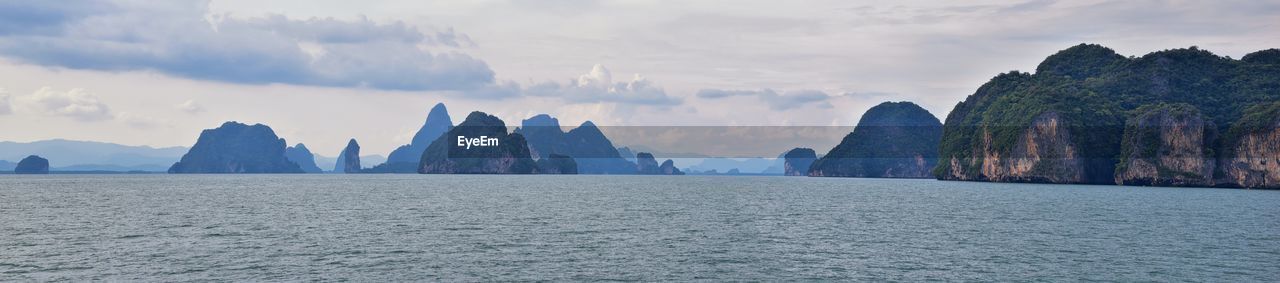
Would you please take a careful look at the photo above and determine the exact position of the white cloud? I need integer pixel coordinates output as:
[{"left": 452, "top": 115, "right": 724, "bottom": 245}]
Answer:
[
  {"left": 526, "top": 64, "right": 682, "bottom": 106},
  {"left": 17, "top": 87, "right": 112, "bottom": 121},
  {"left": 176, "top": 99, "right": 204, "bottom": 114}
]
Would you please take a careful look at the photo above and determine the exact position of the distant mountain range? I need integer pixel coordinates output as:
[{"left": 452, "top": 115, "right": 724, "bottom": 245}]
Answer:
[{"left": 0, "top": 139, "right": 188, "bottom": 172}]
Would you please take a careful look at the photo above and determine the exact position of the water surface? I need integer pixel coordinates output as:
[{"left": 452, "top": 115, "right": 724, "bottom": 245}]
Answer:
[{"left": 1, "top": 175, "right": 1277, "bottom": 281}]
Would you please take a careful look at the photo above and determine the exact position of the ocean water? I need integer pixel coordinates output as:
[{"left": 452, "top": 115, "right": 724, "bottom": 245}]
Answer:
[{"left": 1, "top": 175, "right": 1277, "bottom": 281}]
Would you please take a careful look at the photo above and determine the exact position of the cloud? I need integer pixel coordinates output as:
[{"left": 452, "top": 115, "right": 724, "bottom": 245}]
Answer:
[
  {"left": 17, "top": 87, "right": 112, "bottom": 121},
  {"left": 525, "top": 64, "right": 682, "bottom": 106},
  {"left": 0, "top": 88, "right": 12, "bottom": 115},
  {"left": 176, "top": 99, "right": 204, "bottom": 114},
  {"left": 697, "top": 88, "right": 832, "bottom": 110},
  {"left": 0, "top": 0, "right": 495, "bottom": 91}
]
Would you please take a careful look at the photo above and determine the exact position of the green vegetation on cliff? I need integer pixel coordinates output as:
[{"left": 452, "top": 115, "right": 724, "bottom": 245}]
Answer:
[{"left": 936, "top": 43, "right": 1280, "bottom": 184}]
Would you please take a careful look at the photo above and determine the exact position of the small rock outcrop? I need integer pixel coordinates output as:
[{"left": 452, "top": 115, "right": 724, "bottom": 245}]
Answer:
[
  {"left": 536, "top": 154, "right": 578, "bottom": 174},
  {"left": 636, "top": 152, "right": 661, "bottom": 174},
  {"left": 383, "top": 103, "right": 453, "bottom": 172},
  {"left": 635, "top": 152, "right": 682, "bottom": 175},
  {"left": 783, "top": 148, "right": 816, "bottom": 176},
  {"left": 284, "top": 143, "right": 323, "bottom": 173},
  {"left": 419, "top": 111, "right": 539, "bottom": 174},
  {"left": 14, "top": 155, "right": 49, "bottom": 174},
  {"left": 334, "top": 139, "right": 361, "bottom": 173},
  {"left": 659, "top": 159, "right": 684, "bottom": 175},
  {"left": 1116, "top": 104, "right": 1215, "bottom": 186},
  {"left": 809, "top": 101, "right": 941, "bottom": 178},
  {"left": 168, "top": 122, "right": 304, "bottom": 173}
]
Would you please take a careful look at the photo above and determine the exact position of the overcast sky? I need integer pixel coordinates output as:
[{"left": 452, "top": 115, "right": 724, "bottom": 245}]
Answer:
[{"left": 0, "top": 0, "right": 1277, "bottom": 156}]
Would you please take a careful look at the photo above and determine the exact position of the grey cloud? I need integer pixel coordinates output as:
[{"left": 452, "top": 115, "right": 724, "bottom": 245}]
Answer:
[
  {"left": 231, "top": 14, "right": 427, "bottom": 44},
  {"left": 0, "top": 0, "right": 117, "bottom": 36},
  {"left": 0, "top": 0, "right": 495, "bottom": 91}
]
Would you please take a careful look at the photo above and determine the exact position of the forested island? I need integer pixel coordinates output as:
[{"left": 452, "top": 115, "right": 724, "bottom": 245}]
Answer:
[{"left": 935, "top": 44, "right": 1280, "bottom": 188}]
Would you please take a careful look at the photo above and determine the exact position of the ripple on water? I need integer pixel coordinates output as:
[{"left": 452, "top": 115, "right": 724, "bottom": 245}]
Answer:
[{"left": 0, "top": 175, "right": 1277, "bottom": 281}]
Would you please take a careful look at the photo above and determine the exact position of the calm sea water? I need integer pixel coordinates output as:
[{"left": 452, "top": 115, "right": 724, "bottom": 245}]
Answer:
[{"left": 1, "top": 175, "right": 1277, "bottom": 281}]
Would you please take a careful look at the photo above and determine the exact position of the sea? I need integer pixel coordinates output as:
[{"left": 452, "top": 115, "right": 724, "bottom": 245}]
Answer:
[{"left": 1, "top": 175, "right": 1277, "bottom": 281}]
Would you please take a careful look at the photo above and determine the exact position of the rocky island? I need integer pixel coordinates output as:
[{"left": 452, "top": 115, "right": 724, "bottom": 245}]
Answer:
[
  {"left": 783, "top": 148, "right": 816, "bottom": 176},
  {"left": 168, "top": 122, "right": 304, "bottom": 173},
  {"left": 285, "top": 143, "right": 324, "bottom": 173},
  {"left": 378, "top": 103, "right": 453, "bottom": 173},
  {"left": 14, "top": 155, "right": 49, "bottom": 174},
  {"left": 515, "top": 114, "right": 636, "bottom": 174},
  {"left": 418, "top": 111, "right": 540, "bottom": 174},
  {"left": 334, "top": 139, "right": 361, "bottom": 173},
  {"left": 809, "top": 101, "right": 942, "bottom": 178}
]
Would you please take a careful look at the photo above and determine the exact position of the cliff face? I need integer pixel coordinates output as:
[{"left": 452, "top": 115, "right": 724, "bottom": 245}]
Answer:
[
  {"left": 168, "top": 122, "right": 304, "bottom": 173},
  {"left": 1218, "top": 127, "right": 1280, "bottom": 188},
  {"left": 336, "top": 139, "right": 361, "bottom": 173},
  {"left": 284, "top": 143, "right": 323, "bottom": 173},
  {"left": 1217, "top": 102, "right": 1280, "bottom": 189},
  {"left": 783, "top": 148, "right": 816, "bottom": 176},
  {"left": 808, "top": 101, "right": 941, "bottom": 178},
  {"left": 419, "top": 111, "right": 538, "bottom": 174},
  {"left": 384, "top": 103, "right": 453, "bottom": 172},
  {"left": 974, "top": 112, "right": 1088, "bottom": 183},
  {"left": 1115, "top": 105, "right": 1215, "bottom": 186},
  {"left": 14, "top": 155, "right": 49, "bottom": 174}
]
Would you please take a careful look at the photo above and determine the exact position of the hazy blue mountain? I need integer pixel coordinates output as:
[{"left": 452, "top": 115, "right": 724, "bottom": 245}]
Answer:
[
  {"left": 0, "top": 139, "right": 186, "bottom": 169},
  {"left": 514, "top": 115, "right": 636, "bottom": 174},
  {"left": 687, "top": 157, "right": 777, "bottom": 174},
  {"left": 15, "top": 155, "right": 49, "bottom": 174},
  {"left": 0, "top": 160, "right": 14, "bottom": 171},
  {"left": 616, "top": 147, "right": 636, "bottom": 162},
  {"left": 285, "top": 143, "right": 324, "bottom": 173},
  {"left": 761, "top": 152, "right": 788, "bottom": 175},
  {"left": 52, "top": 164, "right": 171, "bottom": 172},
  {"left": 168, "top": 122, "right": 304, "bottom": 173},
  {"left": 383, "top": 103, "right": 453, "bottom": 172}
]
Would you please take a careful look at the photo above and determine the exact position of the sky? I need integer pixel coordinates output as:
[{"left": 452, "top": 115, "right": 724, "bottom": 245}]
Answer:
[{"left": 0, "top": 0, "right": 1277, "bottom": 157}]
